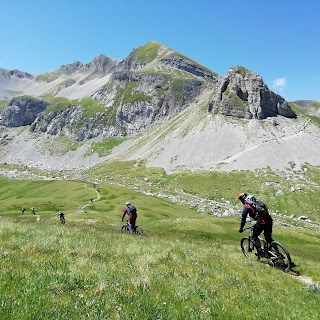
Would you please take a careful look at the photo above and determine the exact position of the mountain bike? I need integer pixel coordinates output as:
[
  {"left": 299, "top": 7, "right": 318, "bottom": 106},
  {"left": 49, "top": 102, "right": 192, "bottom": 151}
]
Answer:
[
  {"left": 121, "top": 220, "right": 143, "bottom": 235},
  {"left": 240, "top": 225, "right": 292, "bottom": 272}
]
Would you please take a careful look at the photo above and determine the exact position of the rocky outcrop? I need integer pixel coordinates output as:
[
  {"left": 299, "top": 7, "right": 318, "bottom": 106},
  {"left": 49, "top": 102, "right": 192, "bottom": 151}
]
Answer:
[
  {"left": 0, "top": 68, "right": 33, "bottom": 80},
  {"left": 0, "top": 96, "right": 48, "bottom": 127},
  {"left": 9, "top": 69, "right": 33, "bottom": 79},
  {"left": 86, "top": 54, "right": 120, "bottom": 73},
  {"left": 160, "top": 52, "right": 217, "bottom": 81},
  {"left": 208, "top": 66, "right": 296, "bottom": 119},
  {"left": 29, "top": 104, "right": 122, "bottom": 141},
  {"left": 79, "top": 55, "right": 120, "bottom": 83},
  {"left": 59, "top": 61, "right": 84, "bottom": 75}
]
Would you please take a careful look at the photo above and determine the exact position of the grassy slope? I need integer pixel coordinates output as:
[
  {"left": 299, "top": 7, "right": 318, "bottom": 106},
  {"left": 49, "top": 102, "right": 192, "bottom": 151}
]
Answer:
[
  {"left": 88, "top": 160, "right": 320, "bottom": 221},
  {"left": 0, "top": 178, "right": 319, "bottom": 320}
]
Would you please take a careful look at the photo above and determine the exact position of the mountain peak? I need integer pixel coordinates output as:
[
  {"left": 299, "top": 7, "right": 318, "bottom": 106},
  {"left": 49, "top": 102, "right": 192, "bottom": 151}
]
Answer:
[{"left": 86, "top": 54, "right": 120, "bottom": 73}]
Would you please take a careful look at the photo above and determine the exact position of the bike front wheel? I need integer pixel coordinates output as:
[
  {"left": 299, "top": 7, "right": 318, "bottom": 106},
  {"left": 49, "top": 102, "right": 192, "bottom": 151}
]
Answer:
[
  {"left": 121, "top": 225, "right": 130, "bottom": 233},
  {"left": 240, "top": 237, "right": 256, "bottom": 259},
  {"left": 134, "top": 226, "right": 143, "bottom": 236},
  {"left": 269, "top": 241, "right": 292, "bottom": 272}
]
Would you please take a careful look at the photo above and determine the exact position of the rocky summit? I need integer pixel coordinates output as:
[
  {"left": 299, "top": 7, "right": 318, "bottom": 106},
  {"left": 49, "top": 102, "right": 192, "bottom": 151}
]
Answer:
[
  {"left": 0, "top": 41, "right": 319, "bottom": 174},
  {"left": 208, "top": 66, "right": 296, "bottom": 119}
]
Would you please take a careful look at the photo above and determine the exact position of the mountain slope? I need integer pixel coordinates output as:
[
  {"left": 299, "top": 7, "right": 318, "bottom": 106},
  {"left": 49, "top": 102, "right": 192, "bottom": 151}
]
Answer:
[
  {"left": 1, "top": 90, "right": 320, "bottom": 175},
  {"left": 104, "top": 92, "right": 320, "bottom": 173},
  {"left": 0, "top": 55, "right": 120, "bottom": 100},
  {"left": 293, "top": 100, "right": 320, "bottom": 117}
]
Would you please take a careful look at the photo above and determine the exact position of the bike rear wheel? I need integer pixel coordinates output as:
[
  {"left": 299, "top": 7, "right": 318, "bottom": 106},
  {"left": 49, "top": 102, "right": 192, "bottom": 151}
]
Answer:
[
  {"left": 269, "top": 241, "right": 292, "bottom": 272},
  {"left": 134, "top": 226, "right": 143, "bottom": 236},
  {"left": 240, "top": 237, "right": 257, "bottom": 259}
]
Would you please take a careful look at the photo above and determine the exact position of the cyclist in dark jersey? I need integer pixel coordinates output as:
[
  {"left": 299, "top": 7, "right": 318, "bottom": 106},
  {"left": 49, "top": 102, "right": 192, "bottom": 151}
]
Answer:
[
  {"left": 237, "top": 193, "right": 273, "bottom": 257},
  {"left": 58, "top": 211, "right": 65, "bottom": 224}
]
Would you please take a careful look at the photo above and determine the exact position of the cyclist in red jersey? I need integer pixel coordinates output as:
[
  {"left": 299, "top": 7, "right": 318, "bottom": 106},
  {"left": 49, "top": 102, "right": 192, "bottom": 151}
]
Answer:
[{"left": 121, "top": 201, "right": 137, "bottom": 230}]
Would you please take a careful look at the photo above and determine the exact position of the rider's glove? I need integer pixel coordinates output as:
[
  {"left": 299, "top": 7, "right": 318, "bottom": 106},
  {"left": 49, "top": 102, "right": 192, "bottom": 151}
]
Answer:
[{"left": 239, "top": 229, "right": 243, "bottom": 233}]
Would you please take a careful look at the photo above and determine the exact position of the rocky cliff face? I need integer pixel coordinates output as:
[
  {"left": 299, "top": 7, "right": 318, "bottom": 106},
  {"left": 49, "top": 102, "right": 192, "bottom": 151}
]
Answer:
[
  {"left": 0, "top": 96, "right": 49, "bottom": 127},
  {"left": 92, "top": 70, "right": 207, "bottom": 136},
  {"left": 208, "top": 66, "right": 296, "bottom": 119},
  {"left": 29, "top": 105, "right": 120, "bottom": 141},
  {"left": 89, "top": 42, "right": 218, "bottom": 136},
  {"left": 0, "top": 42, "right": 297, "bottom": 141}
]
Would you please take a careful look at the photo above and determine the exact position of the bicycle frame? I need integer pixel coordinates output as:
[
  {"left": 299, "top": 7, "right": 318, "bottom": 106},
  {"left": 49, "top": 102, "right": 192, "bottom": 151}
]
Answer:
[
  {"left": 240, "top": 225, "right": 292, "bottom": 272},
  {"left": 126, "top": 220, "right": 133, "bottom": 232},
  {"left": 121, "top": 220, "right": 143, "bottom": 235}
]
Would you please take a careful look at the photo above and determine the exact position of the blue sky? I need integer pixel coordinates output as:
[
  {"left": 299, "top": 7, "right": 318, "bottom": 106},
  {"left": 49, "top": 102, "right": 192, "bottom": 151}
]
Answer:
[{"left": 1, "top": 0, "right": 319, "bottom": 101}]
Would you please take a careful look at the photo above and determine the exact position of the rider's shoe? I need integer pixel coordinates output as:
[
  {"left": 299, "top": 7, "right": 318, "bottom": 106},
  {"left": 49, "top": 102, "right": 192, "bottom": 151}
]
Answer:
[{"left": 255, "top": 250, "right": 265, "bottom": 258}]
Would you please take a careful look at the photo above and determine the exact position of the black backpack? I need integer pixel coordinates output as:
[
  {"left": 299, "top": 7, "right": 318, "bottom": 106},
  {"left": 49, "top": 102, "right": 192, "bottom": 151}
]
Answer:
[
  {"left": 128, "top": 205, "right": 137, "bottom": 215},
  {"left": 251, "top": 199, "right": 268, "bottom": 218}
]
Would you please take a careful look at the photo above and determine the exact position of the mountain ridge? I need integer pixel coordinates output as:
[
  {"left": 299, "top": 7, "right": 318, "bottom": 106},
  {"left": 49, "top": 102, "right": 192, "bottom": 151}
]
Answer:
[
  {"left": 0, "top": 41, "right": 320, "bottom": 174},
  {"left": 0, "top": 42, "right": 297, "bottom": 138}
]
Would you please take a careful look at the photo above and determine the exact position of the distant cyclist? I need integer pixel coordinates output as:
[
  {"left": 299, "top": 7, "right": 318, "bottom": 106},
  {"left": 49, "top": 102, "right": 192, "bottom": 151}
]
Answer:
[
  {"left": 237, "top": 193, "right": 273, "bottom": 257},
  {"left": 121, "top": 202, "right": 137, "bottom": 231},
  {"left": 58, "top": 211, "right": 65, "bottom": 224}
]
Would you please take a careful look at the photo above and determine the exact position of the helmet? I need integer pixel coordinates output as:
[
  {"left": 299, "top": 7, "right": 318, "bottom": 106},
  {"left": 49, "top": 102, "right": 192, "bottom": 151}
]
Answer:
[
  {"left": 245, "top": 195, "right": 256, "bottom": 205},
  {"left": 236, "top": 193, "right": 247, "bottom": 201},
  {"left": 125, "top": 201, "right": 131, "bottom": 206}
]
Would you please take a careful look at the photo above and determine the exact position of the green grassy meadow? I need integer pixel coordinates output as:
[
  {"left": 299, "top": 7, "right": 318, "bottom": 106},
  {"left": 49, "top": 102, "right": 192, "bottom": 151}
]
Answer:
[
  {"left": 89, "top": 160, "right": 320, "bottom": 221},
  {"left": 0, "top": 176, "right": 319, "bottom": 319}
]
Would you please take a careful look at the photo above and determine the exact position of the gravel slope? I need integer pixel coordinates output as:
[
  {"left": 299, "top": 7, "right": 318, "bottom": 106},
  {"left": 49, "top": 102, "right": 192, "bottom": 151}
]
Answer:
[
  {"left": 1, "top": 104, "right": 320, "bottom": 174},
  {"left": 114, "top": 106, "right": 320, "bottom": 174},
  {"left": 0, "top": 128, "right": 110, "bottom": 171}
]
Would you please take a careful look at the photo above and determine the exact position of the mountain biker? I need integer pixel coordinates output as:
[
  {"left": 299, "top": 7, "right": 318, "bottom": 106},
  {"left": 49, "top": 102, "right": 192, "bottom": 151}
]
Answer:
[
  {"left": 121, "top": 202, "right": 137, "bottom": 230},
  {"left": 58, "top": 211, "right": 65, "bottom": 224},
  {"left": 237, "top": 193, "right": 274, "bottom": 257}
]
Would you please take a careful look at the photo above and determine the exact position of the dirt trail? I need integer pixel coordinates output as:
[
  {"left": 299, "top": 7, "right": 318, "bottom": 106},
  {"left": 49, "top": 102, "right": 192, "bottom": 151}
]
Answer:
[{"left": 78, "top": 184, "right": 101, "bottom": 210}]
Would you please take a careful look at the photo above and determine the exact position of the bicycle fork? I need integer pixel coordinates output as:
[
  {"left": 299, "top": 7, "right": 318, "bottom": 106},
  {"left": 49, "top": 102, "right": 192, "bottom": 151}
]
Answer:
[{"left": 248, "top": 237, "right": 255, "bottom": 252}]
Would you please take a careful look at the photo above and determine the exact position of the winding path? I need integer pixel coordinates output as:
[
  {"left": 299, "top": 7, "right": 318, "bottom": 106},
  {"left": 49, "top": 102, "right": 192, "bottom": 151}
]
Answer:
[{"left": 78, "top": 184, "right": 101, "bottom": 210}]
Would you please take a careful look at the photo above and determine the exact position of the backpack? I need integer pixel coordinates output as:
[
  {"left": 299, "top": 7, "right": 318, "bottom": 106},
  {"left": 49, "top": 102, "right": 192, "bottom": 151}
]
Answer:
[
  {"left": 245, "top": 195, "right": 268, "bottom": 219},
  {"left": 128, "top": 205, "right": 137, "bottom": 216},
  {"left": 252, "top": 199, "right": 268, "bottom": 218}
]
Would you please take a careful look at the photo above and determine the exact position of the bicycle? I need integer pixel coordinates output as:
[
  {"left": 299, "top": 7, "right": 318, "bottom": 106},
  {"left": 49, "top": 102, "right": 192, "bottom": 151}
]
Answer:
[
  {"left": 121, "top": 220, "right": 143, "bottom": 235},
  {"left": 240, "top": 225, "right": 292, "bottom": 272}
]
